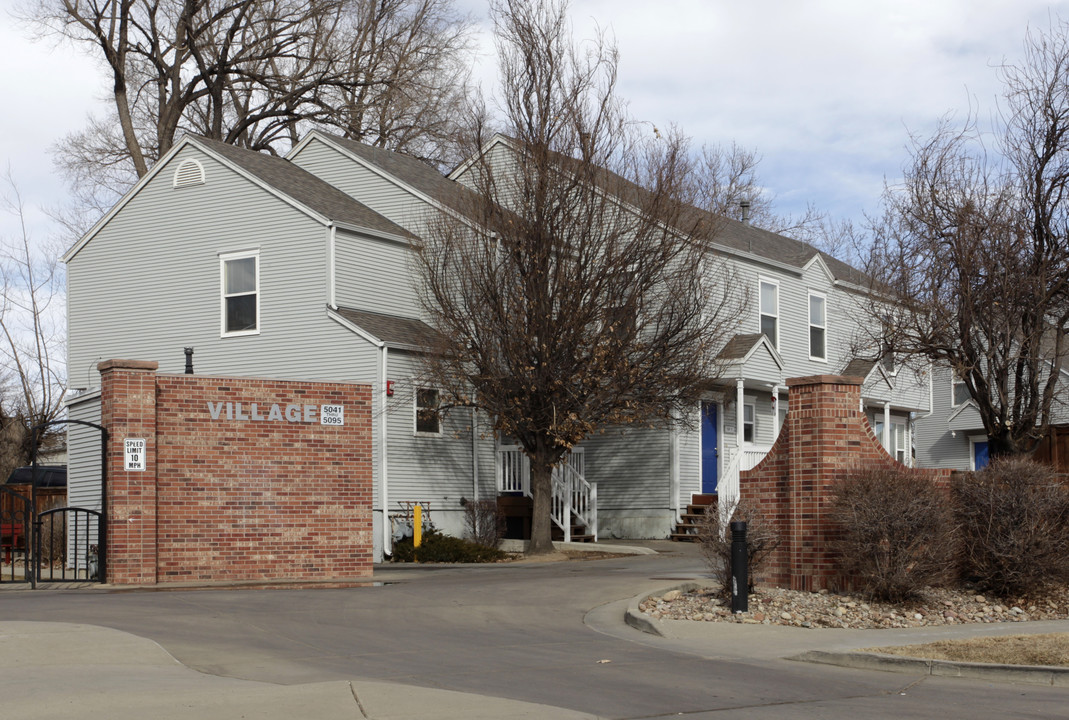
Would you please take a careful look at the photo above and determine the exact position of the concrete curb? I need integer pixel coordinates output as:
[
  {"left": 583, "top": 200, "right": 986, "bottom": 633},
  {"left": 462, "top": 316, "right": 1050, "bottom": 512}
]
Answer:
[
  {"left": 498, "top": 539, "right": 658, "bottom": 555},
  {"left": 624, "top": 583, "right": 705, "bottom": 637},
  {"left": 790, "top": 650, "right": 1069, "bottom": 687}
]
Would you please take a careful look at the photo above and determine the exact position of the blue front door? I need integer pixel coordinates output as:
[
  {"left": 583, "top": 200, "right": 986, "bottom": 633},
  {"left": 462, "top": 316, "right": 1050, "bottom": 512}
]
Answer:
[
  {"left": 701, "top": 402, "right": 718, "bottom": 493},
  {"left": 973, "top": 440, "right": 990, "bottom": 470}
]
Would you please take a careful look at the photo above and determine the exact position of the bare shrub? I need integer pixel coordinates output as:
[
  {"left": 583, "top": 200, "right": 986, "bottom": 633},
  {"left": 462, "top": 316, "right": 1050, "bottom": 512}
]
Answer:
[
  {"left": 831, "top": 466, "right": 957, "bottom": 603},
  {"left": 698, "top": 499, "right": 782, "bottom": 600},
  {"left": 954, "top": 458, "right": 1069, "bottom": 597},
  {"left": 462, "top": 498, "right": 504, "bottom": 549}
]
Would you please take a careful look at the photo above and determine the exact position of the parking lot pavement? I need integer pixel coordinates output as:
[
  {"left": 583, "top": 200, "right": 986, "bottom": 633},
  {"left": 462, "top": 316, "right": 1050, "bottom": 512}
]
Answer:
[{"left": 0, "top": 621, "right": 600, "bottom": 720}]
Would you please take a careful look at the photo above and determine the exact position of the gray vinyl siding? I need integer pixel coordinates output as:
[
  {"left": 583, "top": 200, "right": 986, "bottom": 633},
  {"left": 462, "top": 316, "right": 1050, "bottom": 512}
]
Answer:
[
  {"left": 382, "top": 351, "right": 488, "bottom": 536},
  {"left": 67, "top": 144, "right": 374, "bottom": 388},
  {"left": 289, "top": 138, "right": 439, "bottom": 238},
  {"left": 678, "top": 406, "right": 702, "bottom": 499},
  {"left": 583, "top": 427, "right": 670, "bottom": 510},
  {"left": 915, "top": 365, "right": 977, "bottom": 470},
  {"left": 66, "top": 392, "right": 102, "bottom": 526},
  {"left": 334, "top": 229, "right": 419, "bottom": 317}
]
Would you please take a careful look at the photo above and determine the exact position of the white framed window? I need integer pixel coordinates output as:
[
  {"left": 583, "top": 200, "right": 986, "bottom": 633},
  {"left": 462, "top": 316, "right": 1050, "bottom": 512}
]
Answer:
[
  {"left": 951, "top": 372, "right": 971, "bottom": 406},
  {"left": 759, "top": 278, "right": 779, "bottom": 348},
  {"left": 220, "top": 250, "right": 259, "bottom": 336},
  {"left": 874, "top": 418, "right": 910, "bottom": 465},
  {"left": 415, "top": 388, "right": 441, "bottom": 435},
  {"left": 743, "top": 403, "right": 755, "bottom": 443},
  {"left": 808, "top": 291, "right": 827, "bottom": 361}
]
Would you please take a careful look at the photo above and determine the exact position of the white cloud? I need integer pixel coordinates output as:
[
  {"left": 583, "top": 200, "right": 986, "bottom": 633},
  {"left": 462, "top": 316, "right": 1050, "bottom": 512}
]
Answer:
[{"left": 5, "top": 0, "right": 1069, "bottom": 243}]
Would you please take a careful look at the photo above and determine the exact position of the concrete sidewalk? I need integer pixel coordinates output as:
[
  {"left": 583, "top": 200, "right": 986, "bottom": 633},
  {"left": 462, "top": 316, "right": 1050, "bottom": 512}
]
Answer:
[
  {"left": 0, "top": 622, "right": 599, "bottom": 720},
  {"left": 614, "top": 583, "right": 1069, "bottom": 687}
]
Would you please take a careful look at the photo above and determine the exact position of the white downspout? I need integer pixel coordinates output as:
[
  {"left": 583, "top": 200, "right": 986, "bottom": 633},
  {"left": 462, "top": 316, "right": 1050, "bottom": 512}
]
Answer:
[
  {"left": 669, "top": 410, "right": 680, "bottom": 522},
  {"left": 380, "top": 345, "right": 390, "bottom": 556},
  {"left": 882, "top": 402, "right": 891, "bottom": 451},
  {"left": 327, "top": 224, "right": 337, "bottom": 309}
]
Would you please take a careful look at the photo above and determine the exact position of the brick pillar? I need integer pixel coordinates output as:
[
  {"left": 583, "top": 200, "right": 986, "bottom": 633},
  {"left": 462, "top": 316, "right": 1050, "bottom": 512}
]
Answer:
[
  {"left": 785, "top": 374, "right": 864, "bottom": 592},
  {"left": 98, "top": 359, "right": 159, "bottom": 585}
]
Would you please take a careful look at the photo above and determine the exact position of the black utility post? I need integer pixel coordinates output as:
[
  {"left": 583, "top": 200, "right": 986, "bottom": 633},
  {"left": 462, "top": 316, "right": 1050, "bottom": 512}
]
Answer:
[{"left": 730, "top": 520, "right": 748, "bottom": 613}]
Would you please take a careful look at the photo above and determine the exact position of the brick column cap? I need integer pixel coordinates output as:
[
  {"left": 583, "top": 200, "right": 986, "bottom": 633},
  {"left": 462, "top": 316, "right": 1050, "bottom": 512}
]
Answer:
[
  {"left": 786, "top": 374, "right": 864, "bottom": 388},
  {"left": 98, "top": 359, "right": 159, "bottom": 373}
]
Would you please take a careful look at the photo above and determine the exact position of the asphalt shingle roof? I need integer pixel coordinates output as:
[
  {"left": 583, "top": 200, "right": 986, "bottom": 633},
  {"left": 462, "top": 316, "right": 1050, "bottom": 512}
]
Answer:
[
  {"left": 194, "top": 137, "right": 414, "bottom": 239},
  {"left": 313, "top": 133, "right": 483, "bottom": 219},
  {"left": 334, "top": 306, "right": 438, "bottom": 350}
]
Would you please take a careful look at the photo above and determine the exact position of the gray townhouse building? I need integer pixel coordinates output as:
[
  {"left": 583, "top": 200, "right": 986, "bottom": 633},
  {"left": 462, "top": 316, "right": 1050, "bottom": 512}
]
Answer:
[{"left": 63, "top": 131, "right": 931, "bottom": 561}]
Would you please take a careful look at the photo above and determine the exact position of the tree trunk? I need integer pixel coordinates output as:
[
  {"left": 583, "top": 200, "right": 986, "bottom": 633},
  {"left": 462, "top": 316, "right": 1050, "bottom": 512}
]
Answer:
[{"left": 528, "top": 454, "right": 555, "bottom": 555}]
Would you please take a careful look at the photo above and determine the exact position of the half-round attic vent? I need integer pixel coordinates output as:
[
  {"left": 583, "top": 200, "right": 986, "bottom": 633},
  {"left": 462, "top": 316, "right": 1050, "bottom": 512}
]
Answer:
[{"left": 173, "top": 158, "right": 205, "bottom": 188}]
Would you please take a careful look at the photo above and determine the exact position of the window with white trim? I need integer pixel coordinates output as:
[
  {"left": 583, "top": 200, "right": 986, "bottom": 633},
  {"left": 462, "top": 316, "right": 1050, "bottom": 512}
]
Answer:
[
  {"left": 415, "top": 388, "right": 441, "bottom": 434},
  {"left": 220, "top": 251, "right": 259, "bottom": 336},
  {"left": 809, "top": 291, "right": 826, "bottom": 360},
  {"left": 759, "top": 278, "right": 778, "bottom": 348},
  {"left": 952, "top": 372, "right": 971, "bottom": 406},
  {"left": 743, "top": 403, "right": 755, "bottom": 443}
]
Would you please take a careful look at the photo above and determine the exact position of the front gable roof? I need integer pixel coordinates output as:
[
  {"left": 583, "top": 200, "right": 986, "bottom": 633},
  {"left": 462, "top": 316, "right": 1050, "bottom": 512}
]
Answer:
[
  {"left": 718, "top": 333, "right": 785, "bottom": 386},
  {"left": 290, "top": 131, "right": 484, "bottom": 222},
  {"left": 63, "top": 135, "right": 413, "bottom": 263}
]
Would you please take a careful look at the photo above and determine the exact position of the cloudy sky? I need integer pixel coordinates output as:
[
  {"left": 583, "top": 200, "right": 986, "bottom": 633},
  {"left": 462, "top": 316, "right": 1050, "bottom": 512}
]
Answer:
[{"left": 2, "top": 0, "right": 1068, "bottom": 251}]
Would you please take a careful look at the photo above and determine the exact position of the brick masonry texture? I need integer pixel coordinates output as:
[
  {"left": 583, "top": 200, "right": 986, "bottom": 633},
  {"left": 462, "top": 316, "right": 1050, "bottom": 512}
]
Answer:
[
  {"left": 99, "top": 361, "right": 373, "bottom": 585},
  {"left": 739, "top": 375, "right": 952, "bottom": 592}
]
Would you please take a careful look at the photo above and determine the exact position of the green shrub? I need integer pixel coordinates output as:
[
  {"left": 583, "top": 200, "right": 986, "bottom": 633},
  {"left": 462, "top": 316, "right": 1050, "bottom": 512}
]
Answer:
[
  {"left": 831, "top": 466, "right": 957, "bottom": 602},
  {"left": 954, "top": 457, "right": 1069, "bottom": 597},
  {"left": 391, "top": 529, "right": 509, "bottom": 563}
]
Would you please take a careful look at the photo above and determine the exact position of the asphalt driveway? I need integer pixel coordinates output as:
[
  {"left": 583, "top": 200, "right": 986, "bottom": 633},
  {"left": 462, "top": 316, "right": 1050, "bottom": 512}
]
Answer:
[{"left": 2, "top": 544, "right": 1067, "bottom": 719}]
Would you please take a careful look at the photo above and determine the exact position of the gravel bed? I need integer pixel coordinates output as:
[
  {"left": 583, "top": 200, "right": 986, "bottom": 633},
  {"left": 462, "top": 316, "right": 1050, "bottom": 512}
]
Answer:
[{"left": 640, "top": 585, "right": 1069, "bottom": 629}]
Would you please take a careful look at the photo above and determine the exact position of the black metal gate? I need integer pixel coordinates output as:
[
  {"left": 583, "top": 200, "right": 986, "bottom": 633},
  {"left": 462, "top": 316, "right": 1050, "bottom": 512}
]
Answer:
[
  {"left": 0, "top": 484, "right": 31, "bottom": 583},
  {"left": 0, "top": 419, "right": 108, "bottom": 587},
  {"left": 35, "top": 507, "right": 104, "bottom": 582}
]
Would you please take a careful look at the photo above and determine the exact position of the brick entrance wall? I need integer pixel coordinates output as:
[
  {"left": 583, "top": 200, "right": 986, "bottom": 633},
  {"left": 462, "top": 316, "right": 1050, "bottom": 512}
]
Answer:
[
  {"left": 739, "top": 374, "right": 951, "bottom": 592},
  {"left": 99, "top": 360, "right": 373, "bottom": 585}
]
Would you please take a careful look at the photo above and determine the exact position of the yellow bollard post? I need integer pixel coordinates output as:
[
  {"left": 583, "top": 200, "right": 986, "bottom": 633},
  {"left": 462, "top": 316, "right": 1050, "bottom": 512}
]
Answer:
[{"left": 413, "top": 504, "right": 422, "bottom": 557}]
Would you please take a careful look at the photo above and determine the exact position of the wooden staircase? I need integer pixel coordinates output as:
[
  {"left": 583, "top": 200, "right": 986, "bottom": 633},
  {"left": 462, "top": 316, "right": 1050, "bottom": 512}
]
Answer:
[
  {"left": 670, "top": 494, "right": 717, "bottom": 542},
  {"left": 498, "top": 495, "right": 595, "bottom": 543},
  {"left": 552, "top": 522, "right": 595, "bottom": 543}
]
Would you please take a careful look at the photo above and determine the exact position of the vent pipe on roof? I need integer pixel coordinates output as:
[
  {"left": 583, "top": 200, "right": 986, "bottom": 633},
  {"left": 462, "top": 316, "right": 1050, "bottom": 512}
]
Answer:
[
  {"left": 184, "top": 347, "right": 194, "bottom": 374},
  {"left": 740, "top": 200, "right": 751, "bottom": 225}
]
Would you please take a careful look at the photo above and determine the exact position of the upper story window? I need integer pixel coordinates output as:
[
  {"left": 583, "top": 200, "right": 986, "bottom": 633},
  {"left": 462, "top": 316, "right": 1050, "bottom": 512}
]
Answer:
[
  {"left": 809, "top": 291, "right": 826, "bottom": 361},
  {"left": 221, "top": 251, "right": 259, "bottom": 336},
  {"left": 952, "top": 372, "right": 971, "bottom": 406},
  {"left": 415, "top": 388, "right": 442, "bottom": 435},
  {"left": 759, "top": 278, "right": 778, "bottom": 348}
]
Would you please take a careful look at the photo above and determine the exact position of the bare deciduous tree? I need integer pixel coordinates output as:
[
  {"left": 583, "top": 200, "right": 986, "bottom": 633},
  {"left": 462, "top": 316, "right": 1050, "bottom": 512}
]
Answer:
[
  {"left": 867, "top": 20, "right": 1069, "bottom": 458},
  {"left": 414, "top": 0, "right": 742, "bottom": 555},
  {"left": 27, "top": 0, "right": 473, "bottom": 219},
  {"left": 0, "top": 174, "right": 67, "bottom": 475}
]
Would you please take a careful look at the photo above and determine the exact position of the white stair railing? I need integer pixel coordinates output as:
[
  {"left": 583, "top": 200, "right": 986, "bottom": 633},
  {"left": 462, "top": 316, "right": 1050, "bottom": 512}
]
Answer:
[
  {"left": 498, "top": 446, "right": 596, "bottom": 542},
  {"left": 716, "top": 444, "right": 772, "bottom": 531},
  {"left": 551, "top": 462, "right": 598, "bottom": 542}
]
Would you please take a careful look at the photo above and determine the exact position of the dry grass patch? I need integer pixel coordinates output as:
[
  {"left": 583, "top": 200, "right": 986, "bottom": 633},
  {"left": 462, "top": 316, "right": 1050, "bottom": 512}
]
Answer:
[{"left": 864, "top": 633, "right": 1069, "bottom": 667}]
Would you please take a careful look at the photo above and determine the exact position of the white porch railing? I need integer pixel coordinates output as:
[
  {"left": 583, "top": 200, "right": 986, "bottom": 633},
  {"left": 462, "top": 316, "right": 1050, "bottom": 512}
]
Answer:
[
  {"left": 716, "top": 444, "right": 772, "bottom": 529},
  {"left": 498, "top": 446, "right": 597, "bottom": 542}
]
